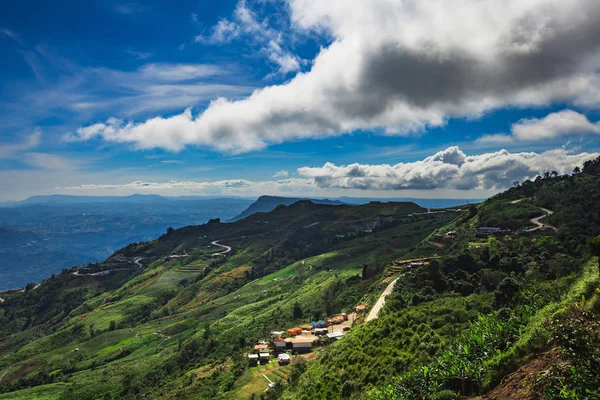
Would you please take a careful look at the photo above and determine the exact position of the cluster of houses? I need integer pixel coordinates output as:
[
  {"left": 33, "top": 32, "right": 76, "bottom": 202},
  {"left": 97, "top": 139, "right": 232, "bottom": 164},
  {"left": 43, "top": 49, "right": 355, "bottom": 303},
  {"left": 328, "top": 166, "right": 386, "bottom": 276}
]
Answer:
[
  {"left": 247, "top": 311, "right": 359, "bottom": 366},
  {"left": 247, "top": 337, "right": 315, "bottom": 367}
]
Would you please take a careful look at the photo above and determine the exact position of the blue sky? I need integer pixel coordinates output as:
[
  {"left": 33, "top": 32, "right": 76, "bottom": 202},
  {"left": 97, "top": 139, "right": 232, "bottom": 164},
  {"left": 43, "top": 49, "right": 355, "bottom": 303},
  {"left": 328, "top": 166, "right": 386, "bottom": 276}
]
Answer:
[{"left": 1, "top": 0, "right": 600, "bottom": 201}]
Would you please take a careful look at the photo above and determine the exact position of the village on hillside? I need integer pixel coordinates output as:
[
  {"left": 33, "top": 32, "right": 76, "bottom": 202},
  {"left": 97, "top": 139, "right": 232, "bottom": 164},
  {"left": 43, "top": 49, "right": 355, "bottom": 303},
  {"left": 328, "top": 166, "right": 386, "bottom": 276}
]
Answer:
[{"left": 246, "top": 307, "right": 364, "bottom": 370}]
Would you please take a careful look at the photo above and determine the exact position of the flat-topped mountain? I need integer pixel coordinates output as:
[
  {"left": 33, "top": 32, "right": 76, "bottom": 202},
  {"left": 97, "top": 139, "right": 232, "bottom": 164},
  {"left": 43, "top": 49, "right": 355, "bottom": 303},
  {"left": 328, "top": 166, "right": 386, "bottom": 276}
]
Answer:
[{"left": 228, "top": 195, "right": 346, "bottom": 222}]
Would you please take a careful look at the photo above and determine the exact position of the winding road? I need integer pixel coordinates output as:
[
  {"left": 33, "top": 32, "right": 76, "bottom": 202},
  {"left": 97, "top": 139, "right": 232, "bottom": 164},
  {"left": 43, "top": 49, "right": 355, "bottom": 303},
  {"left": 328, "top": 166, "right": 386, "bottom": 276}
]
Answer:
[
  {"left": 366, "top": 277, "right": 399, "bottom": 322},
  {"left": 511, "top": 199, "right": 557, "bottom": 232},
  {"left": 528, "top": 208, "right": 557, "bottom": 232},
  {"left": 211, "top": 241, "right": 232, "bottom": 255}
]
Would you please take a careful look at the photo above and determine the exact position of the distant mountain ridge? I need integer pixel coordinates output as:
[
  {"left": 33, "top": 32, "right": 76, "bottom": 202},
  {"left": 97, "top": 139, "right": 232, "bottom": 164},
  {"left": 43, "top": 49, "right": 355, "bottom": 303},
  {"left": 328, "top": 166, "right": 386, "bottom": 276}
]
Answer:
[
  {"left": 13, "top": 194, "right": 252, "bottom": 206},
  {"left": 229, "top": 195, "right": 346, "bottom": 222}
]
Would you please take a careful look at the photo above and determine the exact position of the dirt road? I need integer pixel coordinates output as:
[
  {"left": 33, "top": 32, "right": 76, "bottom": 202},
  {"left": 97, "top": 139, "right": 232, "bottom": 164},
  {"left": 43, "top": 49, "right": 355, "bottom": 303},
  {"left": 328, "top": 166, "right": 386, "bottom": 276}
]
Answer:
[
  {"left": 366, "top": 277, "right": 399, "bottom": 322},
  {"left": 528, "top": 208, "right": 557, "bottom": 232}
]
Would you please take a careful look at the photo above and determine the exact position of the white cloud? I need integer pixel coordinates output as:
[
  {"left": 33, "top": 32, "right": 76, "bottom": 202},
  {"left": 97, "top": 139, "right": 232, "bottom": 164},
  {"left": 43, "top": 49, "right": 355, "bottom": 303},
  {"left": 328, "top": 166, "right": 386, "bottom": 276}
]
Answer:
[
  {"left": 273, "top": 170, "right": 289, "bottom": 178},
  {"left": 477, "top": 110, "right": 600, "bottom": 144},
  {"left": 198, "top": 19, "right": 240, "bottom": 44},
  {"left": 298, "top": 147, "right": 598, "bottom": 191},
  {"left": 511, "top": 110, "right": 600, "bottom": 140},
  {"left": 73, "top": 0, "right": 600, "bottom": 154}
]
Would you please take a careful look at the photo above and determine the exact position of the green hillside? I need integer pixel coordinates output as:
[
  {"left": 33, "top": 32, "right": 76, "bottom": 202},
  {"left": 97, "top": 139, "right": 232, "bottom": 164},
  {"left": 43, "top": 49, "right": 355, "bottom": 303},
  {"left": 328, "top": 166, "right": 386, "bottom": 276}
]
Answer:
[
  {"left": 0, "top": 200, "right": 452, "bottom": 399},
  {"left": 2, "top": 165, "right": 600, "bottom": 400}
]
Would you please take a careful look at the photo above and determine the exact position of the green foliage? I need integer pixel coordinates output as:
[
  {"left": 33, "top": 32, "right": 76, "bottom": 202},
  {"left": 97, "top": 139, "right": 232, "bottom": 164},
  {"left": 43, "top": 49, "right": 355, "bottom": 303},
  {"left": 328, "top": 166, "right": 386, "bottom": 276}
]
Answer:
[
  {"left": 535, "top": 305, "right": 600, "bottom": 399},
  {"left": 478, "top": 200, "right": 541, "bottom": 230}
]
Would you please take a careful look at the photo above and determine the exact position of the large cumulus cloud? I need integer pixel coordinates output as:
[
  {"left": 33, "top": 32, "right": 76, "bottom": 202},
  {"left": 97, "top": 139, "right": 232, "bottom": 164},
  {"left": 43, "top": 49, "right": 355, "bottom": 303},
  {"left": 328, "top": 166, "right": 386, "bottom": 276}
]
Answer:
[
  {"left": 69, "top": 0, "right": 600, "bottom": 152},
  {"left": 298, "top": 147, "right": 599, "bottom": 191}
]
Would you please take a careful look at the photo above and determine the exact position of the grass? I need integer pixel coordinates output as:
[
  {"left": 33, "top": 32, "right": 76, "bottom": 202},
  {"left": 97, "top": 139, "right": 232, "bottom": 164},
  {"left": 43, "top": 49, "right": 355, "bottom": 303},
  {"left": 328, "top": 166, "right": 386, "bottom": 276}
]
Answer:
[
  {"left": 0, "top": 383, "right": 69, "bottom": 400},
  {"left": 483, "top": 258, "right": 600, "bottom": 389}
]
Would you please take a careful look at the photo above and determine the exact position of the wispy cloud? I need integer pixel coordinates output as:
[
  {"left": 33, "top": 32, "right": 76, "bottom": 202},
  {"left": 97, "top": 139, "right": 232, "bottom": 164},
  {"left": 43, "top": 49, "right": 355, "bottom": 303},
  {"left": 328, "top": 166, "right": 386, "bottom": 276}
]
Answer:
[
  {"left": 113, "top": 3, "right": 147, "bottom": 15},
  {"left": 0, "top": 130, "right": 42, "bottom": 159},
  {"left": 273, "top": 170, "right": 289, "bottom": 178},
  {"left": 24, "top": 152, "right": 73, "bottom": 170},
  {"left": 0, "top": 28, "right": 23, "bottom": 44},
  {"left": 0, "top": 130, "right": 76, "bottom": 171},
  {"left": 196, "top": 0, "right": 304, "bottom": 77},
  {"left": 160, "top": 160, "right": 186, "bottom": 165},
  {"left": 3, "top": 59, "right": 255, "bottom": 137},
  {"left": 22, "top": 51, "right": 46, "bottom": 83},
  {"left": 124, "top": 49, "right": 154, "bottom": 60}
]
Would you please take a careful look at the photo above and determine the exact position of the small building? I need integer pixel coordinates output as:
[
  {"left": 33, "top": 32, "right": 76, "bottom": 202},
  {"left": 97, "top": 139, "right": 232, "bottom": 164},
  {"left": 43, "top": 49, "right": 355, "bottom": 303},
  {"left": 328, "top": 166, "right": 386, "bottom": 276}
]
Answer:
[
  {"left": 275, "top": 340, "right": 287, "bottom": 353},
  {"left": 326, "top": 332, "right": 345, "bottom": 341},
  {"left": 355, "top": 305, "right": 366, "bottom": 313},
  {"left": 314, "top": 328, "right": 328, "bottom": 336},
  {"left": 341, "top": 313, "right": 348, "bottom": 321},
  {"left": 291, "top": 339, "right": 313, "bottom": 354},
  {"left": 259, "top": 352, "right": 271, "bottom": 363},
  {"left": 248, "top": 354, "right": 259, "bottom": 366},
  {"left": 287, "top": 327, "right": 303, "bottom": 336},
  {"left": 254, "top": 344, "right": 269, "bottom": 352},
  {"left": 316, "top": 320, "right": 328, "bottom": 328},
  {"left": 278, "top": 353, "right": 291, "bottom": 365}
]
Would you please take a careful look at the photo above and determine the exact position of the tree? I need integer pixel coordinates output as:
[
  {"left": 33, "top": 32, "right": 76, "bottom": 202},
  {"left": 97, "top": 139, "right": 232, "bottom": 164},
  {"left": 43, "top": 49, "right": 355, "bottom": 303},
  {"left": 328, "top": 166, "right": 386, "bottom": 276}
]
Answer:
[
  {"left": 551, "top": 170, "right": 558, "bottom": 178},
  {"left": 494, "top": 277, "right": 521, "bottom": 305},
  {"left": 292, "top": 302, "right": 303, "bottom": 320},
  {"left": 543, "top": 171, "right": 550, "bottom": 179},
  {"left": 573, "top": 166, "right": 581, "bottom": 174},
  {"left": 512, "top": 181, "right": 520, "bottom": 187},
  {"left": 109, "top": 320, "right": 117, "bottom": 331},
  {"left": 587, "top": 235, "right": 600, "bottom": 267},
  {"left": 468, "top": 204, "right": 478, "bottom": 218}
]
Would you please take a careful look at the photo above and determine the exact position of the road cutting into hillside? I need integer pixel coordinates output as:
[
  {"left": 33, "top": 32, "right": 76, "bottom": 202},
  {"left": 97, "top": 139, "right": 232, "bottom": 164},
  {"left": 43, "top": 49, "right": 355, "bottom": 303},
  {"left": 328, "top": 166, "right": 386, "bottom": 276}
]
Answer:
[
  {"left": 211, "top": 241, "right": 232, "bottom": 255},
  {"left": 510, "top": 199, "right": 557, "bottom": 232},
  {"left": 0, "top": 364, "right": 16, "bottom": 383},
  {"left": 367, "top": 277, "right": 399, "bottom": 322},
  {"left": 528, "top": 208, "right": 557, "bottom": 232}
]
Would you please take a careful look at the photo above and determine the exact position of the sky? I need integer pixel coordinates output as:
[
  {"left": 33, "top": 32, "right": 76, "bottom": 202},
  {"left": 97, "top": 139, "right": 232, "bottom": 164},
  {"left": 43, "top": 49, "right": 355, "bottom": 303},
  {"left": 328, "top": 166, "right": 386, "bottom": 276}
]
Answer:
[{"left": 1, "top": 0, "right": 600, "bottom": 201}]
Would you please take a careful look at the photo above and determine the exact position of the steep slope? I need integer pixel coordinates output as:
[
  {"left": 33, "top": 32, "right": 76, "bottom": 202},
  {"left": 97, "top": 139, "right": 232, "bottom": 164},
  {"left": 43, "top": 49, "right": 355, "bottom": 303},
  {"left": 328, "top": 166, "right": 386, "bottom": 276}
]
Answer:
[
  {"left": 286, "top": 170, "right": 600, "bottom": 400},
  {"left": 228, "top": 196, "right": 347, "bottom": 222},
  {"left": 0, "top": 200, "right": 454, "bottom": 399}
]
